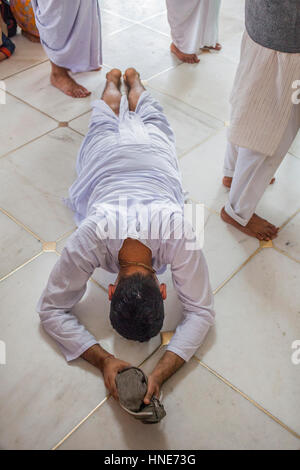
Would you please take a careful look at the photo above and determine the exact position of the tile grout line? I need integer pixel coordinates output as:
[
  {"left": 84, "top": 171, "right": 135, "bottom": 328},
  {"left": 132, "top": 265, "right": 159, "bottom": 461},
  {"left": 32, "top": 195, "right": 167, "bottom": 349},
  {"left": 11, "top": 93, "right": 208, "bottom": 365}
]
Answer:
[
  {"left": 179, "top": 127, "right": 225, "bottom": 160},
  {"left": 0, "top": 127, "right": 58, "bottom": 160},
  {"left": 0, "top": 207, "right": 44, "bottom": 243},
  {"left": 4, "top": 88, "right": 59, "bottom": 123},
  {"left": 0, "top": 251, "right": 43, "bottom": 283},
  {"left": 146, "top": 82, "right": 225, "bottom": 127},
  {"left": 278, "top": 208, "right": 300, "bottom": 231},
  {"left": 52, "top": 342, "right": 165, "bottom": 450},
  {"left": 272, "top": 245, "right": 300, "bottom": 265},
  {"left": 193, "top": 357, "right": 300, "bottom": 440},
  {"left": 1, "top": 58, "right": 49, "bottom": 81},
  {"left": 213, "top": 247, "right": 262, "bottom": 296}
]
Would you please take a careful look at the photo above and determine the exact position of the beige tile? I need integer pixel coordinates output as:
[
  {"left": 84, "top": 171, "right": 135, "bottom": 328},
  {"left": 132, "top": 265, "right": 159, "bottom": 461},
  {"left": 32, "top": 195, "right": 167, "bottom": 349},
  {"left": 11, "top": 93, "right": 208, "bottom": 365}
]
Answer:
[
  {"left": 6, "top": 62, "right": 108, "bottom": 122},
  {"left": 180, "top": 128, "right": 229, "bottom": 212},
  {"left": 142, "top": 11, "right": 171, "bottom": 36},
  {"left": 102, "top": 0, "right": 166, "bottom": 22},
  {"left": 196, "top": 249, "right": 300, "bottom": 435},
  {"left": 0, "top": 252, "right": 161, "bottom": 449},
  {"left": 0, "top": 93, "right": 57, "bottom": 157},
  {"left": 103, "top": 24, "right": 181, "bottom": 80},
  {"left": 290, "top": 130, "right": 300, "bottom": 160},
  {"left": 0, "top": 127, "right": 82, "bottom": 241},
  {"left": 69, "top": 112, "right": 91, "bottom": 136},
  {"left": 149, "top": 53, "right": 238, "bottom": 121},
  {"left": 59, "top": 349, "right": 299, "bottom": 450},
  {"left": 0, "top": 210, "right": 42, "bottom": 279},
  {"left": 0, "top": 32, "right": 47, "bottom": 80},
  {"left": 101, "top": 10, "right": 134, "bottom": 37},
  {"left": 275, "top": 212, "right": 300, "bottom": 263},
  {"left": 255, "top": 153, "right": 300, "bottom": 228},
  {"left": 202, "top": 211, "right": 258, "bottom": 291}
]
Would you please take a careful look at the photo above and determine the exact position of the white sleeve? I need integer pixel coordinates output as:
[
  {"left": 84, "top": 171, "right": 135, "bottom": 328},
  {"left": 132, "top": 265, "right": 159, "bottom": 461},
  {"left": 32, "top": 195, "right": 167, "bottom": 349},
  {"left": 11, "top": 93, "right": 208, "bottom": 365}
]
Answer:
[
  {"left": 166, "top": 237, "right": 215, "bottom": 362},
  {"left": 37, "top": 228, "right": 101, "bottom": 362}
]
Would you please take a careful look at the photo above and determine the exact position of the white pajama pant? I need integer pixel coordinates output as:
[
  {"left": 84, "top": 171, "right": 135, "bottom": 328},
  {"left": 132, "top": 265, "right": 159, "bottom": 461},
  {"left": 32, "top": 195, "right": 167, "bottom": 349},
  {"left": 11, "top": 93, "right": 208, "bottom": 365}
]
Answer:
[
  {"left": 166, "top": 0, "right": 221, "bottom": 54},
  {"left": 224, "top": 103, "right": 300, "bottom": 227}
]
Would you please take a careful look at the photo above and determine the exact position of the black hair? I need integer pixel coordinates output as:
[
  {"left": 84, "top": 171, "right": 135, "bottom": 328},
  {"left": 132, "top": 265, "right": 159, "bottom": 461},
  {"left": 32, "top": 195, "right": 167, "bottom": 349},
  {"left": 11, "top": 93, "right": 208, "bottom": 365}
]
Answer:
[{"left": 110, "top": 273, "right": 164, "bottom": 342}]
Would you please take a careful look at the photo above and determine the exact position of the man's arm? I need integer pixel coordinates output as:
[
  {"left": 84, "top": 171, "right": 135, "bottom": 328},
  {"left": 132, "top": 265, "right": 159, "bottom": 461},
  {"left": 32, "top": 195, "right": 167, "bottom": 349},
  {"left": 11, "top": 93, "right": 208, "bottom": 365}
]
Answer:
[
  {"left": 81, "top": 344, "right": 131, "bottom": 400},
  {"left": 144, "top": 351, "right": 185, "bottom": 404}
]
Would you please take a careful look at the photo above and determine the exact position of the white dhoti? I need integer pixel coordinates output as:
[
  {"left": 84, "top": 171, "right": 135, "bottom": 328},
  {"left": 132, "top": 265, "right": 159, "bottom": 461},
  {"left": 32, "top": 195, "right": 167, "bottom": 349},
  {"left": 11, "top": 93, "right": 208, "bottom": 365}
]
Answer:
[
  {"left": 224, "top": 103, "right": 300, "bottom": 226},
  {"left": 31, "top": 0, "right": 102, "bottom": 73},
  {"left": 166, "top": 0, "right": 221, "bottom": 54}
]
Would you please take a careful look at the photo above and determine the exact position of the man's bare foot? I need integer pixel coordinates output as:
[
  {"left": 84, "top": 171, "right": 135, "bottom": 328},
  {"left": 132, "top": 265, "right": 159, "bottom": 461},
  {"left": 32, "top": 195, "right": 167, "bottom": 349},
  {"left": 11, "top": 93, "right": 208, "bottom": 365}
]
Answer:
[
  {"left": 123, "top": 67, "right": 145, "bottom": 111},
  {"left": 50, "top": 63, "right": 91, "bottom": 98},
  {"left": 21, "top": 30, "right": 40, "bottom": 43},
  {"left": 106, "top": 68, "right": 122, "bottom": 88},
  {"left": 221, "top": 207, "right": 279, "bottom": 241},
  {"left": 170, "top": 42, "right": 200, "bottom": 64},
  {"left": 203, "top": 43, "right": 222, "bottom": 51},
  {"left": 222, "top": 176, "right": 276, "bottom": 189}
]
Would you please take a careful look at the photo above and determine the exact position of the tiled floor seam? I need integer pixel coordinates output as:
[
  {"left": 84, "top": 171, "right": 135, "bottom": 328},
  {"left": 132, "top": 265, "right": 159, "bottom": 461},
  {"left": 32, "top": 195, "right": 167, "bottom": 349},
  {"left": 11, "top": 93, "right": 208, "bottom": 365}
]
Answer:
[
  {"left": 1, "top": 58, "right": 49, "bottom": 81},
  {"left": 0, "top": 207, "right": 44, "bottom": 243},
  {"left": 0, "top": 251, "right": 43, "bottom": 283},
  {"left": 193, "top": 357, "right": 300, "bottom": 441}
]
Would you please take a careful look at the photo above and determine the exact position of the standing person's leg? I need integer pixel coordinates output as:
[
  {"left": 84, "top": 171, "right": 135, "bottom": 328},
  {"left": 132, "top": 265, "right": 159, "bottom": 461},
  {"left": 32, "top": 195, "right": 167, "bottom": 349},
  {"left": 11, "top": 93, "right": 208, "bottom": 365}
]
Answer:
[
  {"left": 123, "top": 68, "right": 146, "bottom": 112},
  {"left": 166, "top": 0, "right": 221, "bottom": 64},
  {"left": 32, "top": 0, "right": 102, "bottom": 98},
  {"left": 102, "top": 69, "right": 122, "bottom": 115},
  {"left": 221, "top": 104, "right": 300, "bottom": 240},
  {"left": 222, "top": 140, "right": 275, "bottom": 189}
]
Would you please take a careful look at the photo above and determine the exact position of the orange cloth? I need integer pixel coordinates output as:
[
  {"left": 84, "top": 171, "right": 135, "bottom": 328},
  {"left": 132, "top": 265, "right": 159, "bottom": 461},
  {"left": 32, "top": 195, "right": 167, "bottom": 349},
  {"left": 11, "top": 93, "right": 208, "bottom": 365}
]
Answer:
[{"left": 10, "top": 0, "right": 39, "bottom": 38}]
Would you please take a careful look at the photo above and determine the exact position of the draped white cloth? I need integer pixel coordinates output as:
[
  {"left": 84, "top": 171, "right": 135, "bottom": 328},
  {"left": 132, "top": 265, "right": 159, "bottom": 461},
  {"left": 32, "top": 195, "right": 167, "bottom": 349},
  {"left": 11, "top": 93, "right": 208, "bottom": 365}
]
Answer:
[
  {"left": 37, "top": 92, "right": 215, "bottom": 363},
  {"left": 31, "top": 0, "right": 102, "bottom": 73},
  {"left": 166, "top": 0, "right": 221, "bottom": 54}
]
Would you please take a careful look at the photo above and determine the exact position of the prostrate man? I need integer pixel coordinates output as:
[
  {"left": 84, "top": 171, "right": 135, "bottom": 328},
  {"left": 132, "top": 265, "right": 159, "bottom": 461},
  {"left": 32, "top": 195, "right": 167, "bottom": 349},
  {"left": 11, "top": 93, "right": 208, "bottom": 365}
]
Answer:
[
  {"left": 221, "top": 0, "right": 300, "bottom": 241},
  {"left": 166, "top": 0, "right": 222, "bottom": 64},
  {"left": 37, "top": 68, "right": 215, "bottom": 404},
  {"left": 31, "top": 0, "right": 102, "bottom": 97}
]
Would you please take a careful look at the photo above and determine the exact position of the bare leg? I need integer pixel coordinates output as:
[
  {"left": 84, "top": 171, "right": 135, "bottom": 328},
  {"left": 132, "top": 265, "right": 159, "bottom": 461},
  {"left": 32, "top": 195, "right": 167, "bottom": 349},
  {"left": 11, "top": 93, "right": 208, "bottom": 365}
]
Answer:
[
  {"left": 123, "top": 68, "right": 145, "bottom": 112},
  {"left": 101, "top": 68, "right": 122, "bottom": 115},
  {"left": 21, "top": 30, "right": 40, "bottom": 43},
  {"left": 50, "top": 62, "right": 91, "bottom": 98},
  {"left": 170, "top": 42, "right": 200, "bottom": 64},
  {"left": 223, "top": 176, "right": 276, "bottom": 189}
]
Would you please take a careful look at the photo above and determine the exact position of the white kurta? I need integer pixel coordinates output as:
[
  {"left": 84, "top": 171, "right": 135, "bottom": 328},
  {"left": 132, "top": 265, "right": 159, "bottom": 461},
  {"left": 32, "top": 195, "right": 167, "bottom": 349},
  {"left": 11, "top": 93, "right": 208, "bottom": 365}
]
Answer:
[
  {"left": 37, "top": 92, "right": 215, "bottom": 363},
  {"left": 31, "top": 0, "right": 102, "bottom": 73},
  {"left": 166, "top": 0, "right": 221, "bottom": 54}
]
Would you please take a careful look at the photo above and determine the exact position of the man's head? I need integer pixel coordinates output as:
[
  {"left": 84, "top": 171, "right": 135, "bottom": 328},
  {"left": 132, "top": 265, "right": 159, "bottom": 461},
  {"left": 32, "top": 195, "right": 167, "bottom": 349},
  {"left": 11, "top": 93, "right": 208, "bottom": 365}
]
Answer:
[{"left": 109, "top": 273, "right": 166, "bottom": 342}]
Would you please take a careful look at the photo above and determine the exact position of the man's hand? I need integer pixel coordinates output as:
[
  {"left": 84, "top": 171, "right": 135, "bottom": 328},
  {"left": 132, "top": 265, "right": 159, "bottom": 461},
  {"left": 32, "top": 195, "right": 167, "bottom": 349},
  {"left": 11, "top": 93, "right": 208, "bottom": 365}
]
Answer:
[
  {"left": 144, "top": 351, "right": 185, "bottom": 405},
  {"left": 81, "top": 344, "right": 131, "bottom": 400},
  {"left": 102, "top": 356, "right": 131, "bottom": 400},
  {"left": 144, "top": 372, "right": 163, "bottom": 405}
]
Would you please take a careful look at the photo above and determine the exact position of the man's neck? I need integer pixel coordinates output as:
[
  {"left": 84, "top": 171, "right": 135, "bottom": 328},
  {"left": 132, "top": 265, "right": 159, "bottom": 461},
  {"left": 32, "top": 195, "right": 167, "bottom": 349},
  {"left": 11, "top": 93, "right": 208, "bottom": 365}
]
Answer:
[{"left": 118, "top": 238, "right": 152, "bottom": 266}]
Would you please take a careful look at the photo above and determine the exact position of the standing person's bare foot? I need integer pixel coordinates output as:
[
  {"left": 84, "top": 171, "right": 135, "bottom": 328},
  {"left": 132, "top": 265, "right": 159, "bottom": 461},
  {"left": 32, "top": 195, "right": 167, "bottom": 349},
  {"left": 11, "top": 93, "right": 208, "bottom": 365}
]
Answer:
[
  {"left": 50, "top": 62, "right": 91, "bottom": 98},
  {"left": 220, "top": 207, "right": 279, "bottom": 241},
  {"left": 170, "top": 42, "right": 200, "bottom": 64},
  {"left": 222, "top": 176, "right": 276, "bottom": 189},
  {"left": 203, "top": 43, "right": 222, "bottom": 51},
  {"left": 123, "top": 67, "right": 146, "bottom": 111}
]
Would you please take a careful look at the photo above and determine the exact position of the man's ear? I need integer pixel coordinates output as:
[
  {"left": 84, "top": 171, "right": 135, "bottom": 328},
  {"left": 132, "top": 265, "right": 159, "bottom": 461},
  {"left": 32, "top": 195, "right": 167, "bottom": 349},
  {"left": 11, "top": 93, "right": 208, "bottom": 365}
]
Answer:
[
  {"left": 108, "top": 284, "right": 116, "bottom": 301},
  {"left": 160, "top": 283, "right": 167, "bottom": 300}
]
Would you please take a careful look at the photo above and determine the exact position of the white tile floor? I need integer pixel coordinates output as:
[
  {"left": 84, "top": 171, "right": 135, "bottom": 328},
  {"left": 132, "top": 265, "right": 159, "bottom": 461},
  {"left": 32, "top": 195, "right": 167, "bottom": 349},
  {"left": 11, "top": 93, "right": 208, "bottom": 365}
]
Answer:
[{"left": 0, "top": 0, "right": 300, "bottom": 450}]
